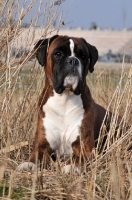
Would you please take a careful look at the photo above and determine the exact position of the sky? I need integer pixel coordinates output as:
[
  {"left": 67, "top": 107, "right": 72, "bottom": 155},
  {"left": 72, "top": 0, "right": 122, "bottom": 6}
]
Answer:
[{"left": 21, "top": 0, "right": 132, "bottom": 29}]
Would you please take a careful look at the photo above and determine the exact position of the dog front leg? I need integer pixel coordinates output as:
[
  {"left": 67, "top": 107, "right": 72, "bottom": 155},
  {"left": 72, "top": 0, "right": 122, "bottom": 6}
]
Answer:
[
  {"left": 62, "top": 134, "right": 94, "bottom": 174},
  {"left": 17, "top": 135, "right": 52, "bottom": 172},
  {"left": 30, "top": 138, "right": 53, "bottom": 168}
]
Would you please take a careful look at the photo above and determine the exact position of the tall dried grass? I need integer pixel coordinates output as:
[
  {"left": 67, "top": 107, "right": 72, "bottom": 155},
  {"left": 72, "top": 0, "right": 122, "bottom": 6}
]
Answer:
[{"left": 0, "top": 0, "right": 131, "bottom": 199}]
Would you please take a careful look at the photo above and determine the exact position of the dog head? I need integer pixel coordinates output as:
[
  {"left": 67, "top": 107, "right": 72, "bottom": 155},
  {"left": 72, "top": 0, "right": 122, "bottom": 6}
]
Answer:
[{"left": 34, "top": 35, "right": 98, "bottom": 95}]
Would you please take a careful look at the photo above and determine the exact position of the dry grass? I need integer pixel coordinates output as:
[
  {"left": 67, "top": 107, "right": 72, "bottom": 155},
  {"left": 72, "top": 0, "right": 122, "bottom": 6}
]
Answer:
[{"left": 0, "top": 1, "right": 132, "bottom": 199}]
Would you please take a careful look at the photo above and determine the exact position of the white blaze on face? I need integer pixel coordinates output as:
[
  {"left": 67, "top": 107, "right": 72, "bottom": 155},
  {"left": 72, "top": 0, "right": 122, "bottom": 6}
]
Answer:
[
  {"left": 69, "top": 39, "right": 75, "bottom": 56},
  {"left": 63, "top": 39, "right": 82, "bottom": 90},
  {"left": 69, "top": 39, "right": 82, "bottom": 78}
]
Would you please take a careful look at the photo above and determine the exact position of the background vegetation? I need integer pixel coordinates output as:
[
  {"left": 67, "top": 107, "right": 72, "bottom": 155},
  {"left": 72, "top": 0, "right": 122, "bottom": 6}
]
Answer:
[{"left": 0, "top": 0, "right": 131, "bottom": 199}]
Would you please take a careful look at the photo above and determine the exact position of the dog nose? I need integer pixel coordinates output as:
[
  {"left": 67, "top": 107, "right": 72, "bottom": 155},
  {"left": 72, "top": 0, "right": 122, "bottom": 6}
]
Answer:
[{"left": 68, "top": 57, "right": 79, "bottom": 67}]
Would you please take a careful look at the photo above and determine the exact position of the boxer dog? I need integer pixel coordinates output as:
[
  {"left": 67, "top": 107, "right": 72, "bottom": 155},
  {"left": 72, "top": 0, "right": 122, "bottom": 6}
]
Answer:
[{"left": 17, "top": 35, "right": 110, "bottom": 173}]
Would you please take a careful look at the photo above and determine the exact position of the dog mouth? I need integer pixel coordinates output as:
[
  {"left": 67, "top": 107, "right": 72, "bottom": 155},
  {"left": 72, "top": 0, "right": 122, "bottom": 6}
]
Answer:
[
  {"left": 63, "top": 75, "right": 79, "bottom": 91},
  {"left": 53, "top": 60, "right": 83, "bottom": 95}
]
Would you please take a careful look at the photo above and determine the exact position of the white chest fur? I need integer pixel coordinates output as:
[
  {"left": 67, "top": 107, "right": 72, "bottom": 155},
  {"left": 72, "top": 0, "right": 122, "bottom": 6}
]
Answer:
[{"left": 42, "top": 90, "right": 84, "bottom": 158}]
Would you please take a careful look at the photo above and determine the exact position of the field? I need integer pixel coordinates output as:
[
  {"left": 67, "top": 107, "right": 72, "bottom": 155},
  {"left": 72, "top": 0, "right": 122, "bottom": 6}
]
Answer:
[{"left": 0, "top": 1, "right": 132, "bottom": 199}]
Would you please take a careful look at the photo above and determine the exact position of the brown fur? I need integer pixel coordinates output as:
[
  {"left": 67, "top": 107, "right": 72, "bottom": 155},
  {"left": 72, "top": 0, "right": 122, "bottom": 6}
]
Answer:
[{"left": 29, "top": 36, "right": 109, "bottom": 167}]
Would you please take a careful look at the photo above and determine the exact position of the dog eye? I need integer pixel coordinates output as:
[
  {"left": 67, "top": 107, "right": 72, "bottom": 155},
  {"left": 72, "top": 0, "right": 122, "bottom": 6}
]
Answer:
[
  {"left": 81, "top": 54, "right": 87, "bottom": 60},
  {"left": 55, "top": 51, "right": 62, "bottom": 58}
]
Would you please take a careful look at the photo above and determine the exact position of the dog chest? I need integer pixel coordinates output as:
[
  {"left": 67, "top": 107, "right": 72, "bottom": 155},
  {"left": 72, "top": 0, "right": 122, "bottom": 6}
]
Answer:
[{"left": 42, "top": 90, "right": 84, "bottom": 157}]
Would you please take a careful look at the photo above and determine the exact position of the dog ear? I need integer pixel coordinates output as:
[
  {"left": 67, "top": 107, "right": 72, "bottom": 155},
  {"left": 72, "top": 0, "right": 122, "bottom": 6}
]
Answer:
[
  {"left": 81, "top": 38, "right": 98, "bottom": 73},
  {"left": 34, "top": 35, "right": 59, "bottom": 66}
]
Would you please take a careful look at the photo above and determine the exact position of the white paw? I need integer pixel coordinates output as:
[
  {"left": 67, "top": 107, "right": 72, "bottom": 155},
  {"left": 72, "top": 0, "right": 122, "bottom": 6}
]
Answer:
[
  {"left": 62, "top": 164, "right": 80, "bottom": 175},
  {"left": 17, "top": 162, "right": 36, "bottom": 172}
]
